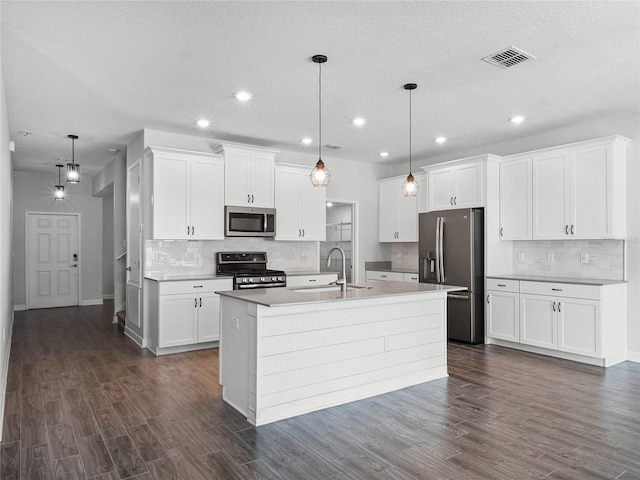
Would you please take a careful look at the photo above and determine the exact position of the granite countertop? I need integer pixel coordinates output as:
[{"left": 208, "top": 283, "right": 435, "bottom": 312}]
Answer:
[
  {"left": 145, "top": 274, "right": 231, "bottom": 282},
  {"left": 286, "top": 271, "right": 338, "bottom": 277},
  {"left": 217, "top": 281, "right": 465, "bottom": 307},
  {"left": 487, "top": 274, "right": 625, "bottom": 286}
]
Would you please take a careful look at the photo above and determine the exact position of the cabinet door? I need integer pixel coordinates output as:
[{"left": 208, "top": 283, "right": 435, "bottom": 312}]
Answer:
[
  {"left": 428, "top": 168, "right": 454, "bottom": 210},
  {"left": 158, "top": 295, "right": 198, "bottom": 348},
  {"left": 197, "top": 292, "right": 221, "bottom": 343},
  {"left": 248, "top": 153, "right": 275, "bottom": 207},
  {"left": 487, "top": 291, "right": 519, "bottom": 342},
  {"left": 397, "top": 193, "right": 418, "bottom": 242},
  {"left": 275, "top": 168, "right": 301, "bottom": 240},
  {"left": 224, "top": 151, "right": 251, "bottom": 206},
  {"left": 152, "top": 156, "right": 189, "bottom": 239},
  {"left": 454, "top": 163, "right": 482, "bottom": 208},
  {"left": 190, "top": 159, "right": 224, "bottom": 240},
  {"left": 299, "top": 173, "right": 326, "bottom": 241},
  {"left": 378, "top": 181, "right": 399, "bottom": 242},
  {"left": 403, "top": 273, "right": 419, "bottom": 283},
  {"left": 499, "top": 158, "right": 532, "bottom": 240},
  {"left": 557, "top": 298, "right": 601, "bottom": 357},
  {"left": 569, "top": 145, "right": 612, "bottom": 239},
  {"left": 532, "top": 152, "right": 569, "bottom": 239},
  {"left": 519, "top": 294, "right": 557, "bottom": 349}
]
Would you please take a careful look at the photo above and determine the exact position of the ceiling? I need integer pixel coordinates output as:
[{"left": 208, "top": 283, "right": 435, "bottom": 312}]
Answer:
[{"left": 2, "top": 1, "right": 639, "bottom": 178}]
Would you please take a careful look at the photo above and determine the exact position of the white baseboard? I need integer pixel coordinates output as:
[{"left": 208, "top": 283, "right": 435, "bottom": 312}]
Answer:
[
  {"left": 124, "top": 327, "right": 145, "bottom": 348},
  {"left": 627, "top": 351, "right": 640, "bottom": 363},
  {"left": 13, "top": 305, "right": 26, "bottom": 311},
  {"left": 102, "top": 294, "right": 115, "bottom": 300},
  {"left": 81, "top": 299, "right": 104, "bottom": 306}
]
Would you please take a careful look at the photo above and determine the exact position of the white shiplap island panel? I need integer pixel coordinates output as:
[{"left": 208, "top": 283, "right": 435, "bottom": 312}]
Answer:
[{"left": 219, "top": 282, "right": 463, "bottom": 426}]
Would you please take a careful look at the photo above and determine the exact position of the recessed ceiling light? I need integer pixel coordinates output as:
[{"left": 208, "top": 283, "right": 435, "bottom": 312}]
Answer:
[
  {"left": 197, "top": 119, "right": 210, "bottom": 128},
  {"left": 326, "top": 202, "right": 334, "bottom": 207},
  {"left": 302, "top": 137, "right": 312, "bottom": 145},
  {"left": 510, "top": 115, "right": 525, "bottom": 124},
  {"left": 435, "top": 137, "right": 447, "bottom": 144},
  {"left": 234, "top": 91, "right": 253, "bottom": 102},
  {"left": 379, "top": 151, "right": 389, "bottom": 158},
  {"left": 109, "top": 148, "right": 120, "bottom": 154},
  {"left": 352, "top": 117, "right": 366, "bottom": 127}
]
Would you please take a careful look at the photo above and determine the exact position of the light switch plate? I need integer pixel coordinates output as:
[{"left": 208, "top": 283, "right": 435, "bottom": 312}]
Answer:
[
  {"left": 547, "top": 253, "right": 555, "bottom": 263},
  {"left": 580, "top": 253, "right": 589, "bottom": 264}
]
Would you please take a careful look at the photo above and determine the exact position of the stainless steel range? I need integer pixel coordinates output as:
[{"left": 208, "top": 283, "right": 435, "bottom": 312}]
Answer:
[{"left": 216, "top": 252, "right": 286, "bottom": 290}]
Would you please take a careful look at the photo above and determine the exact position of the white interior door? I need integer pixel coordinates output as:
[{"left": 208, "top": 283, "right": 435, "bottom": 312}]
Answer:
[
  {"left": 127, "top": 160, "right": 142, "bottom": 286},
  {"left": 27, "top": 213, "right": 80, "bottom": 309}
]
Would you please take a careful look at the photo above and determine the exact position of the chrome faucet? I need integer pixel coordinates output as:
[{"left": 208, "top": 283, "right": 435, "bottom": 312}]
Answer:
[{"left": 326, "top": 246, "right": 347, "bottom": 292}]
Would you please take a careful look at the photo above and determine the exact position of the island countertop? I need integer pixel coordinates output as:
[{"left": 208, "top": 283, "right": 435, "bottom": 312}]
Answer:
[{"left": 216, "top": 281, "right": 466, "bottom": 307}]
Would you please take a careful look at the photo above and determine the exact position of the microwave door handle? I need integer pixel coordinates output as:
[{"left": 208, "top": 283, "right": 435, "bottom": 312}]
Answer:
[{"left": 264, "top": 212, "right": 268, "bottom": 233}]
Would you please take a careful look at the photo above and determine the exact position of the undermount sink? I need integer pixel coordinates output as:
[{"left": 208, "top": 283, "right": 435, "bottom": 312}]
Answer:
[{"left": 292, "top": 284, "right": 371, "bottom": 293}]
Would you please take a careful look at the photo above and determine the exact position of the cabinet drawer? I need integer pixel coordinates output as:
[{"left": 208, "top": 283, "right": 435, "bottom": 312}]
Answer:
[
  {"left": 366, "top": 271, "right": 404, "bottom": 282},
  {"left": 287, "top": 274, "right": 337, "bottom": 288},
  {"left": 159, "top": 278, "right": 232, "bottom": 296},
  {"left": 403, "top": 273, "right": 419, "bottom": 283},
  {"left": 519, "top": 281, "right": 600, "bottom": 300},
  {"left": 486, "top": 278, "right": 519, "bottom": 293}
]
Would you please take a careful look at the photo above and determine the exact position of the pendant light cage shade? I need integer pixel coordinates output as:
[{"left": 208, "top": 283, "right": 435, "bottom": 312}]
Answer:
[
  {"left": 310, "top": 54, "right": 331, "bottom": 187},
  {"left": 402, "top": 83, "right": 419, "bottom": 197},
  {"left": 66, "top": 134, "right": 80, "bottom": 184},
  {"left": 54, "top": 164, "right": 65, "bottom": 200}
]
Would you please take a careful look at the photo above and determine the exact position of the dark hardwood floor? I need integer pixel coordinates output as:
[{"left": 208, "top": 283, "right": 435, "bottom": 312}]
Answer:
[{"left": 1, "top": 303, "right": 639, "bottom": 479}]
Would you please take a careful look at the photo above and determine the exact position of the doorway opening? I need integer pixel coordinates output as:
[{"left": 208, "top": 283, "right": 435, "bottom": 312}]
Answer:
[{"left": 321, "top": 201, "right": 357, "bottom": 283}]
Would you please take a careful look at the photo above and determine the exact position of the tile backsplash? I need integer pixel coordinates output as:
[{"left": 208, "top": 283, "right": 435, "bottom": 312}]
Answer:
[
  {"left": 390, "top": 243, "right": 419, "bottom": 271},
  {"left": 145, "top": 239, "right": 318, "bottom": 276},
  {"left": 512, "top": 240, "right": 624, "bottom": 280}
]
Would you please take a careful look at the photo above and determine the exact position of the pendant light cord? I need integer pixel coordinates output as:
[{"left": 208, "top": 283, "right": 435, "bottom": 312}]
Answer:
[
  {"left": 72, "top": 137, "right": 75, "bottom": 166},
  {"left": 318, "top": 60, "right": 322, "bottom": 160},
  {"left": 409, "top": 87, "right": 412, "bottom": 173}
]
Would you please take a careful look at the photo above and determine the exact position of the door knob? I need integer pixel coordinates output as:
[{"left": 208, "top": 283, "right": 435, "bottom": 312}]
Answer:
[
  {"left": 70, "top": 264, "right": 78, "bottom": 268},
  {"left": 126, "top": 266, "right": 132, "bottom": 271}
]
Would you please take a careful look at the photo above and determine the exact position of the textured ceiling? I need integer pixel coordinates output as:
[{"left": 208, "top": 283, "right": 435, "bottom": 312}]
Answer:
[{"left": 2, "top": 1, "right": 639, "bottom": 177}]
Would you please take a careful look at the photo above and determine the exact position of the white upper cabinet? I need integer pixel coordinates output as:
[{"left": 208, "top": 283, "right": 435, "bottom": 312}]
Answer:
[
  {"left": 499, "top": 157, "right": 532, "bottom": 240},
  {"left": 532, "top": 137, "right": 628, "bottom": 240},
  {"left": 213, "top": 143, "right": 278, "bottom": 208},
  {"left": 275, "top": 164, "right": 326, "bottom": 241},
  {"left": 426, "top": 162, "right": 483, "bottom": 211},
  {"left": 146, "top": 147, "right": 224, "bottom": 240},
  {"left": 378, "top": 176, "right": 418, "bottom": 242}
]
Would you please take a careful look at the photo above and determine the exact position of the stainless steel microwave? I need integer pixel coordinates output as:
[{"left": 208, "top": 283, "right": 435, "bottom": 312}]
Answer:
[{"left": 225, "top": 206, "right": 276, "bottom": 237}]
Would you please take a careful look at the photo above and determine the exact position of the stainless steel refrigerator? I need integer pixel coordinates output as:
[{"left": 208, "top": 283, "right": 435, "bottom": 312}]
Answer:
[{"left": 419, "top": 208, "right": 484, "bottom": 344}]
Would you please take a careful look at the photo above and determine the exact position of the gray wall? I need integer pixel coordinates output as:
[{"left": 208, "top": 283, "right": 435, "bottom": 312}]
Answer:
[
  {"left": 12, "top": 171, "right": 103, "bottom": 306},
  {"left": 0, "top": 39, "right": 15, "bottom": 440}
]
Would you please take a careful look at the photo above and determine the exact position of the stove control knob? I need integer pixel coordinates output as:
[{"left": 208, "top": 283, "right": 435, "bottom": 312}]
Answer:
[
  {"left": 271, "top": 277, "right": 277, "bottom": 281},
  {"left": 278, "top": 276, "right": 284, "bottom": 282},
  {"left": 242, "top": 278, "right": 249, "bottom": 283},
  {"left": 260, "top": 277, "right": 266, "bottom": 282}
]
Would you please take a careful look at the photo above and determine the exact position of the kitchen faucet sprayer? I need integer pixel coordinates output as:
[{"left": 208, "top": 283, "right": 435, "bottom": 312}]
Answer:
[{"left": 326, "top": 246, "right": 347, "bottom": 292}]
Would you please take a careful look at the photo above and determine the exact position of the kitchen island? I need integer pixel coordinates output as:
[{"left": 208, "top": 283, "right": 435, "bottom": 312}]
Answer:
[{"left": 217, "top": 281, "right": 464, "bottom": 426}]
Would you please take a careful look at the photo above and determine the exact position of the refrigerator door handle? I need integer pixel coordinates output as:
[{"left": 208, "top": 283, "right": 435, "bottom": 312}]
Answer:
[
  {"left": 435, "top": 217, "right": 441, "bottom": 283},
  {"left": 439, "top": 217, "right": 445, "bottom": 283}
]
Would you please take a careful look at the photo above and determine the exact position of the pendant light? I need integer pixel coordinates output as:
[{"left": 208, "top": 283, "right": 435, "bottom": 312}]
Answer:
[
  {"left": 310, "top": 54, "right": 331, "bottom": 187},
  {"left": 66, "top": 134, "right": 80, "bottom": 183},
  {"left": 401, "top": 83, "right": 419, "bottom": 197},
  {"left": 54, "top": 164, "right": 65, "bottom": 200}
]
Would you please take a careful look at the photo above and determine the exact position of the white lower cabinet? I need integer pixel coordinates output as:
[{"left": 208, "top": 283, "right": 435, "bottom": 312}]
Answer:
[
  {"left": 486, "top": 277, "right": 625, "bottom": 367},
  {"left": 286, "top": 273, "right": 338, "bottom": 288},
  {"left": 366, "top": 270, "right": 417, "bottom": 283},
  {"left": 146, "top": 278, "right": 233, "bottom": 354}
]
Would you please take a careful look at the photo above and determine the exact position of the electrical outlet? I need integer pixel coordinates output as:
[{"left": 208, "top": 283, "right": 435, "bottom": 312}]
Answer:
[
  {"left": 580, "top": 253, "right": 589, "bottom": 264},
  {"left": 547, "top": 253, "right": 555, "bottom": 263},
  {"left": 518, "top": 252, "right": 525, "bottom": 263}
]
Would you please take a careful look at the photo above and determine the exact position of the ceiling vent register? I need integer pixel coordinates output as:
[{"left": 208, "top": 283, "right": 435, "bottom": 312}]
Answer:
[{"left": 482, "top": 46, "right": 535, "bottom": 69}]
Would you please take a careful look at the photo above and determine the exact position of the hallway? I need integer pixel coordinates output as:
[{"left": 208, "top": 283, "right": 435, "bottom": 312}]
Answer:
[{"left": 1, "top": 303, "right": 639, "bottom": 479}]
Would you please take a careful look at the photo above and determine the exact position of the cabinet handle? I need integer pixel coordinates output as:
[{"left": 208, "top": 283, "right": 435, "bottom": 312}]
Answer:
[
  {"left": 187, "top": 225, "right": 190, "bottom": 236},
  {"left": 450, "top": 197, "right": 453, "bottom": 205},
  {"left": 200, "top": 298, "right": 202, "bottom": 308},
  {"left": 381, "top": 275, "right": 387, "bottom": 278},
  {"left": 558, "top": 302, "right": 561, "bottom": 312},
  {"left": 191, "top": 226, "right": 194, "bottom": 235},
  {"left": 194, "top": 298, "right": 197, "bottom": 308},
  {"left": 251, "top": 194, "right": 254, "bottom": 203},
  {"left": 497, "top": 284, "right": 507, "bottom": 287},
  {"left": 298, "top": 229, "right": 301, "bottom": 237},
  {"left": 309, "top": 279, "right": 316, "bottom": 282},
  {"left": 551, "top": 288, "right": 562, "bottom": 291},
  {"left": 454, "top": 197, "right": 457, "bottom": 205},
  {"left": 193, "top": 285, "right": 203, "bottom": 288},
  {"left": 552, "top": 301, "right": 556, "bottom": 312},
  {"left": 499, "top": 227, "right": 504, "bottom": 237},
  {"left": 565, "top": 225, "right": 569, "bottom": 235},
  {"left": 247, "top": 194, "right": 250, "bottom": 203},
  {"left": 571, "top": 225, "right": 574, "bottom": 235},
  {"left": 487, "top": 295, "right": 490, "bottom": 303}
]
